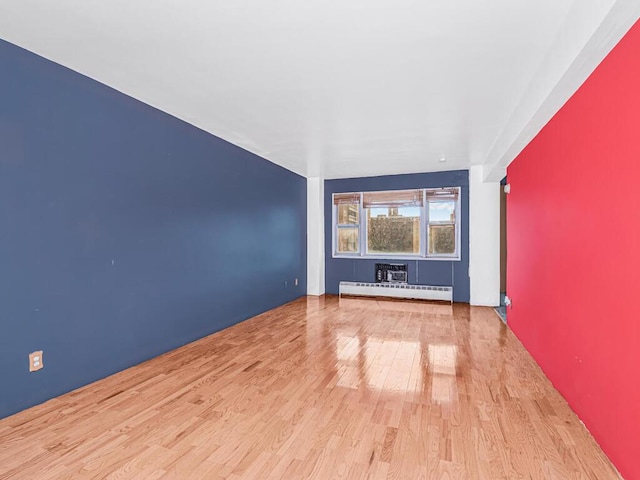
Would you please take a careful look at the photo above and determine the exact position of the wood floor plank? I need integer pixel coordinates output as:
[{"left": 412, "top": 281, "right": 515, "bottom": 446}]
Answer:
[{"left": 0, "top": 296, "right": 622, "bottom": 479}]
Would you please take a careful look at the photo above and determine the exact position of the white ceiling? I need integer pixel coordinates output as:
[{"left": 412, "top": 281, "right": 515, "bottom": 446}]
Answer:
[{"left": 0, "top": 1, "right": 638, "bottom": 180}]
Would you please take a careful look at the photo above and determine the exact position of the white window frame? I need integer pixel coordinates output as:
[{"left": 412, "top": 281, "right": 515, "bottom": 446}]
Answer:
[
  {"left": 332, "top": 193, "right": 363, "bottom": 257},
  {"left": 425, "top": 189, "right": 461, "bottom": 259},
  {"left": 332, "top": 187, "right": 461, "bottom": 261}
]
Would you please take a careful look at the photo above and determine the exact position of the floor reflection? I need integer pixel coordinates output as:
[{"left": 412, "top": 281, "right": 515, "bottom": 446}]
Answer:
[
  {"left": 430, "top": 374, "right": 457, "bottom": 405},
  {"left": 335, "top": 331, "right": 361, "bottom": 389},
  {"left": 428, "top": 344, "right": 457, "bottom": 375},
  {"left": 428, "top": 344, "right": 458, "bottom": 404},
  {"left": 364, "top": 339, "right": 422, "bottom": 393},
  {"left": 334, "top": 330, "right": 423, "bottom": 394},
  {"left": 325, "top": 298, "right": 465, "bottom": 402}
]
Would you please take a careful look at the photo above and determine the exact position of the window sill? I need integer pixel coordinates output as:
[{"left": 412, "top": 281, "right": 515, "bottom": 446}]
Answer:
[{"left": 332, "top": 254, "right": 460, "bottom": 262}]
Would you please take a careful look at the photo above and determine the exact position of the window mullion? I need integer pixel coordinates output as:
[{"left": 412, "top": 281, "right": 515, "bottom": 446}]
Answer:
[
  {"left": 420, "top": 189, "right": 427, "bottom": 257},
  {"left": 332, "top": 202, "right": 339, "bottom": 255},
  {"left": 456, "top": 187, "right": 461, "bottom": 257},
  {"left": 359, "top": 192, "right": 365, "bottom": 256},
  {"left": 424, "top": 189, "right": 431, "bottom": 257}
]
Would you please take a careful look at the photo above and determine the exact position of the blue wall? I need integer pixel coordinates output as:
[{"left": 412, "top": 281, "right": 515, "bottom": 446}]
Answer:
[
  {"left": 324, "top": 170, "right": 469, "bottom": 302},
  {"left": 0, "top": 40, "right": 306, "bottom": 419}
]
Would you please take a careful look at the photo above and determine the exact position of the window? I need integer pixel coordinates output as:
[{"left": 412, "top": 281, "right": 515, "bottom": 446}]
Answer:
[
  {"left": 364, "top": 190, "right": 422, "bottom": 255},
  {"left": 333, "top": 193, "right": 361, "bottom": 255},
  {"left": 332, "top": 187, "right": 461, "bottom": 260},
  {"left": 427, "top": 188, "right": 458, "bottom": 256}
]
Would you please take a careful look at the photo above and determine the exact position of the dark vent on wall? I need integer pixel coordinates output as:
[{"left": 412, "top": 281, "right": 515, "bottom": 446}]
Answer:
[{"left": 375, "top": 263, "right": 408, "bottom": 283}]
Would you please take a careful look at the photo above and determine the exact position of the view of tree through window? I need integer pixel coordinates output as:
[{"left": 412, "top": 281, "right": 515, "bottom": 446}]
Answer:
[
  {"left": 367, "top": 206, "right": 420, "bottom": 254},
  {"left": 429, "top": 225, "right": 456, "bottom": 254},
  {"left": 428, "top": 201, "right": 456, "bottom": 254}
]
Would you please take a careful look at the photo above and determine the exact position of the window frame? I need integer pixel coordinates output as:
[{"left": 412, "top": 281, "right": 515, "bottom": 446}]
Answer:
[
  {"left": 332, "top": 187, "right": 461, "bottom": 261},
  {"left": 332, "top": 193, "right": 363, "bottom": 257},
  {"left": 425, "top": 190, "right": 460, "bottom": 259}
]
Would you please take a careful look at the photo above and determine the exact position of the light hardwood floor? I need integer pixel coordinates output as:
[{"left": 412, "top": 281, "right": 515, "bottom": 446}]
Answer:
[{"left": 0, "top": 296, "right": 620, "bottom": 479}]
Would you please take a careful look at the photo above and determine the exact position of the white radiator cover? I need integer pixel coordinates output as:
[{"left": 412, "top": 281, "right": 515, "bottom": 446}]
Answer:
[{"left": 339, "top": 281, "right": 453, "bottom": 303}]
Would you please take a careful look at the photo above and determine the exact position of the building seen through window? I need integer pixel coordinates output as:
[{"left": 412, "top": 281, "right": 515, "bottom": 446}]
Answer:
[{"left": 332, "top": 188, "right": 460, "bottom": 259}]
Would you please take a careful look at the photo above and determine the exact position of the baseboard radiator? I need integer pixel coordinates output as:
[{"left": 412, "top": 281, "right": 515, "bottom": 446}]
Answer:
[{"left": 339, "top": 281, "right": 453, "bottom": 303}]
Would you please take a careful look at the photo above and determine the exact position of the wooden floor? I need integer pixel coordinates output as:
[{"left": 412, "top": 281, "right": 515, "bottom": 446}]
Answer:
[{"left": 0, "top": 296, "right": 620, "bottom": 479}]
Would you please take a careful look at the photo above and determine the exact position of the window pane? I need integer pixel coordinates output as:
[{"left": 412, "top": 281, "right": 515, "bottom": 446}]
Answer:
[
  {"left": 337, "top": 227, "right": 359, "bottom": 253},
  {"left": 337, "top": 204, "right": 359, "bottom": 224},
  {"left": 429, "top": 201, "right": 456, "bottom": 223},
  {"left": 367, "top": 206, "right": 421, "bottom": 254},
  {"left": 429, "top": 225, "right": 456, "bottom": 255}
]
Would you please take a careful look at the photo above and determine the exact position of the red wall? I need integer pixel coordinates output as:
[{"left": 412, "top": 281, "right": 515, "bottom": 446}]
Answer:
[{"left": 507, "top": 20, "right": 640, "bottom": 480}]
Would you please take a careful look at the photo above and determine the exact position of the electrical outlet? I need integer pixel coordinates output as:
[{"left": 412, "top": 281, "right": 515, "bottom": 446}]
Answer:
[
  {"left": 29, "top": 351, "right": 43, "bottom": 372},
  {"left": 284, "top": 280, "right": 288, "bottom": 288},
  {"left": 294, "top": 278, "right": 298, "bottom": 286}
]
